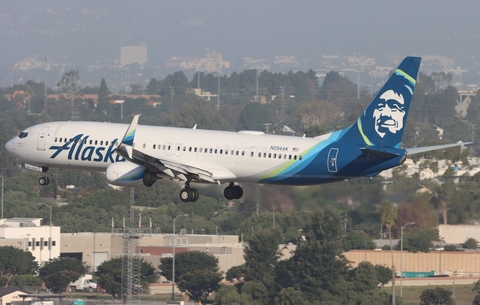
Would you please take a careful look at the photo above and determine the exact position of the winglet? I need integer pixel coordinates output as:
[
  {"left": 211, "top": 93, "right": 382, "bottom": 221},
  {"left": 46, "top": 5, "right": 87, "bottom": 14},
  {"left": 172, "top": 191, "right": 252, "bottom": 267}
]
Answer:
[
  {"left": 122, "top": 114, "right": 141, "bottom": 146},
  {"left": 120, "top": 114, "right": 141, "bottom": 159}
]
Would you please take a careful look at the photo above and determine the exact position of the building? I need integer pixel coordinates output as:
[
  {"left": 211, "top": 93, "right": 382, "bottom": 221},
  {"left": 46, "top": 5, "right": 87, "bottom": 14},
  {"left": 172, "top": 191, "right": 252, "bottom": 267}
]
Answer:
[
  {"left": 120, "top": 44, "right": 147, "bottom": 69},
  {"left": 0, "top": 218, "right": 61, "bottom": 265},
  {"left": 60, "top": 231, "right": 244, "bottom": 274},
  {"left": 0, "top": 288, "right": 32, "bottom": 305}
]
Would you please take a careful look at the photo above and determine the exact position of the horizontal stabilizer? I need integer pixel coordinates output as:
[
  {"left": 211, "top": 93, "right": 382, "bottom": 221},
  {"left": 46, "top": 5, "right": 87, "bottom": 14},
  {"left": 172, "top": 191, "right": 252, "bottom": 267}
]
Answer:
[
  {"left": 360, "top": 148, "right": 399, "bottom": 159},
  {"left": 406, "top": 142, "right": 472, "bottom": 155}
]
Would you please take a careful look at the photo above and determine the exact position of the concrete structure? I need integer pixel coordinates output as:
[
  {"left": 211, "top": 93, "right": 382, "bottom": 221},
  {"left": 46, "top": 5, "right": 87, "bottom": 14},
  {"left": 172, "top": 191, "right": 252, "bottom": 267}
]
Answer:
[
  {"left": 0, "top": 218, "right": 61, "bottom": 265},
  {"left": 60, "top": 232, "right": 244, "bottom": 274},
  {"left": 346, "top": 249, "right": 480, "bottom": 277},
  {"left": 0, "top": 287, "right": 32, "bottom": 305},
  {"left": 439, "top": 224, "right": 480, "bottom": 244},
  {"left": 120, "top": 44, "right": 147, "bottom": 68}
]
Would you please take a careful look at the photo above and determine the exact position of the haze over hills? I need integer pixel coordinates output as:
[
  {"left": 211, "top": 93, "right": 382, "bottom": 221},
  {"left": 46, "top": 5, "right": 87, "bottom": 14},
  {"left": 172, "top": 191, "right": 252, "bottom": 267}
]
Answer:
[{"left": 2, "top": 0, "right": 480, "bottom": 89}]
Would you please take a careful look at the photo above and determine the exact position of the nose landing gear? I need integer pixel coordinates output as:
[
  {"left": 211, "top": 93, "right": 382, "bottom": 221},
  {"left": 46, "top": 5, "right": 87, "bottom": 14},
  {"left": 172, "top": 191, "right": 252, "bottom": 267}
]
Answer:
[{"left": 38, "top": 167, "right": 50, "bottom": 185}]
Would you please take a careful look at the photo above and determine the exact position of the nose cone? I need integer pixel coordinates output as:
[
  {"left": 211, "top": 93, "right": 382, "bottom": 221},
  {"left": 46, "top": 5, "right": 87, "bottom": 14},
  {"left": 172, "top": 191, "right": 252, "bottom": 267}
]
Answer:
[{"left": 4, "top": 138, "right": 15, "bottom": 155}]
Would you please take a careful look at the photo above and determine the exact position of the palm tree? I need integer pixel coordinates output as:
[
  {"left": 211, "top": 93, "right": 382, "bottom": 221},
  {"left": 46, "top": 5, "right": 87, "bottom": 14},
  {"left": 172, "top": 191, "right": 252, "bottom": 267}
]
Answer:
[{"left": 381, "top": 200, "right": 398, "bottom": 304}]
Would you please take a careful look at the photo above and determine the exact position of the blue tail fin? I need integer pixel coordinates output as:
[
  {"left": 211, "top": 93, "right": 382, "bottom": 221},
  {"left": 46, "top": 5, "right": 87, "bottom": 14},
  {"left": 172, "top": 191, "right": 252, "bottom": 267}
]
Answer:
[{"left": 340, "top": 56, "right": 421, "bottom": 148}]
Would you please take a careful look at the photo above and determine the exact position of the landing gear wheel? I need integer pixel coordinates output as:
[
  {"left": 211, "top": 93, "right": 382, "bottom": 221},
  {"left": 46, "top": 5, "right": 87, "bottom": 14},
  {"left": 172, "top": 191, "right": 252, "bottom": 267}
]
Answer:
[
  {"left": 39, "top": 167, "right": 50, "bottom": 186},
  {"left": 180, "top": 189, "right": 193, "bottom": 202},
  {"left": 39, "top": 176, "right": 50, "bottom": 186},
  {"left": 190, "top": 188, "right": 199, "bottom": 202}
]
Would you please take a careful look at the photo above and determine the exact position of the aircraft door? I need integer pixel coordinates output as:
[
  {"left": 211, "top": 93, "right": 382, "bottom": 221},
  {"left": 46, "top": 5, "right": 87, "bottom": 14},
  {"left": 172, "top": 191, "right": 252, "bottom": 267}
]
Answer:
[
  {"left": 327, "top": 148, "right": 339, "bottom": 172},
  {"left": 174, "top": 143, "right": 182, "bottom": 157},
  {"left": 165, "top": 142, "right": 173, "bottom": 156},
  {"left": 37, "top": 126, "right": 50, "bottom": 151}
]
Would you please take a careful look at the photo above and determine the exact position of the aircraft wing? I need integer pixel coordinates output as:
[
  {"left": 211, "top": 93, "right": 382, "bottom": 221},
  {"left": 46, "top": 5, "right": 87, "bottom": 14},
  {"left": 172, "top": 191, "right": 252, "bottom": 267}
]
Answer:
[
  {"left": 406, "top": 141, "right": 472, "bottom": 155},
  {"left": 116, "top": 115, "right": 221, "bottom": 184}
]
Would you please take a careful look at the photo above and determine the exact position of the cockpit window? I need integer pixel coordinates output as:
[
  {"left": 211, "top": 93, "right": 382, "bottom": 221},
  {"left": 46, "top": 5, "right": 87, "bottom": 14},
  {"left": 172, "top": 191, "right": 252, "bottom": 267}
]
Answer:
[{"left": 18, "top": 132, "right": 28, "bottom": 139}]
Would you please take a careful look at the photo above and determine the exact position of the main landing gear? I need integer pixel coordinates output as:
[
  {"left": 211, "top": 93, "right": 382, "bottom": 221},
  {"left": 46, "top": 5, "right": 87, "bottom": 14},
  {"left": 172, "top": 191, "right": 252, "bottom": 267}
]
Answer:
[
  {"left": 179, "top": 180, "right": 199, "bottom": 203},
  {"left": 38, "top": 167, "right": 50, "bottom": 185},
  {"left": 224, "top": 183, "right": 243, "bottom": 200}
]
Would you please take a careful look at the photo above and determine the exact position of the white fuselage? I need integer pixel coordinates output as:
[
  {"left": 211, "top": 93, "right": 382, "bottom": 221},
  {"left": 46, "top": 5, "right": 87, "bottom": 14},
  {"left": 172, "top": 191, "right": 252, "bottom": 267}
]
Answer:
[{"left": 6, "top": 121, "right": 322, "bottom": 184}]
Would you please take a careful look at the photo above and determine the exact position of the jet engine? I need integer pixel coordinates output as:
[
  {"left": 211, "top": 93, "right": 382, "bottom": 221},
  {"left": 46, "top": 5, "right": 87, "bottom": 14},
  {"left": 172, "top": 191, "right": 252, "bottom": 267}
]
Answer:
[{"left": 106, "top": 161, "right": 146, "bottom": 187}]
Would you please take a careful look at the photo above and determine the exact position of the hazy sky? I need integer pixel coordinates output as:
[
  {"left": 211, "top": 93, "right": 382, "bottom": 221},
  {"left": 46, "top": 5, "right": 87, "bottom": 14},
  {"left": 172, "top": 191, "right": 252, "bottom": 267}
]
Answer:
[{"left": 2, "top": 1, "right": 480, "bottom": 72}]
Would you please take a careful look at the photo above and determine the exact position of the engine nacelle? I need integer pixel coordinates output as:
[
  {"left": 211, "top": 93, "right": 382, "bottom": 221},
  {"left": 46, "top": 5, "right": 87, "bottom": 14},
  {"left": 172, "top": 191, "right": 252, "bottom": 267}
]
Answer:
[{"left": 106, "top": 162, "right": 146, "bottom": 187}]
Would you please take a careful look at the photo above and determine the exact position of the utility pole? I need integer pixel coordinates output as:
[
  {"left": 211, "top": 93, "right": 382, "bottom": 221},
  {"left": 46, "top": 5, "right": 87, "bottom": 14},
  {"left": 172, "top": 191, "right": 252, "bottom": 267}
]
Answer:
[
  {"left": 169, "top": 86, "right": 175, "bottom": 115},
  {"left": 280, "top": 86, "right": 285, "bottom": 122},
  {"left": 263, "top": 123, "right": 271, "bottom": 134}
]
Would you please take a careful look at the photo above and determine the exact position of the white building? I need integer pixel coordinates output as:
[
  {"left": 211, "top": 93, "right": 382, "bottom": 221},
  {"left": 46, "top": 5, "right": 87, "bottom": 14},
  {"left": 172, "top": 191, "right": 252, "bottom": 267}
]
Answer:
[
  {"left": 0, "top": 218, "right": 61, "bottom": 264},
  {"left": 120, "top": 44, "right": 147, "bottom": 68}
]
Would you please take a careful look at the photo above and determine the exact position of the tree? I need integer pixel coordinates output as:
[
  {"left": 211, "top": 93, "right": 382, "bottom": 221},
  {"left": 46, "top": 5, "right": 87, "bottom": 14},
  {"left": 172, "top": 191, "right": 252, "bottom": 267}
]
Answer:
[
  {"left": 225, "top": 264, "right": 246, "bottom": 282},
  {"left": 380, "top": 200, "right": 398, "bottom": 305},
  {"left": 97, "top": 78, "right": 111, "bottom": 112},
  {"left": 374, "top": 264, "right": 392, "bottom": 287},
  {"left": 159, "top": 251, "right": 220, "bottom": 284},
  {"left": 295, "top": 99, "right": 339, "bottom": 131},
  {"left": 96, "top": 257, "right": 158, "bottom": 299},
  {"left": 279, "top": 209, "right": 350, "bottom": 303},
  {"left": 236, "top": 103, "right": 272, "bottom": 131},
  {"left": 463, "top": 237, "right": 478, "bottom": 250},
  {"left": 343, "top": 230, "right": 376, "bottom": 251},
  {"left": 243, "top": 227, "right": 283, "bottom": 303},
  {"left": 0, "top": 246, "right": 38, "bottom": 287},
  {"left": 177, "top": 269, "right": 222, "bottom": 304},
  {"left": 38, "top": 258, "right": 88, "bottom": 293},
  {"left": 419, "top": 287, "right": 455, "bottom": 305}
]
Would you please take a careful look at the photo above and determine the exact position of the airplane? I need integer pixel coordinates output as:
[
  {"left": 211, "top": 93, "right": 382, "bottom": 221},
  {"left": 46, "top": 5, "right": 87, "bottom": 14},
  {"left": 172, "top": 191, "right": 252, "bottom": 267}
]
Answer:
[{"left": 5, "top": 56, "right": 470, "bottom": 203}]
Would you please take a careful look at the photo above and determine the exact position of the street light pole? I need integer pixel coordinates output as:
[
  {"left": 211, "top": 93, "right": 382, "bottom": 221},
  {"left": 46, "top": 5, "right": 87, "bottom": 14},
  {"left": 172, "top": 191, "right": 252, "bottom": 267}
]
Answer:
[
  {"left": 400, "top": 222, "right": 415, "bottom": 298},
  {"left": 171, "top": 214, "right": 188, "bottom": 301}
]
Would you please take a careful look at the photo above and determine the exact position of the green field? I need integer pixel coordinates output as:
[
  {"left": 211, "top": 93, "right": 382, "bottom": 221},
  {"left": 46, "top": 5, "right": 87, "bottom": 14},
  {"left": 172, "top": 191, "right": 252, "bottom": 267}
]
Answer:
[{"left": 389, "top": 284, "right": 475, "bottom": 305}]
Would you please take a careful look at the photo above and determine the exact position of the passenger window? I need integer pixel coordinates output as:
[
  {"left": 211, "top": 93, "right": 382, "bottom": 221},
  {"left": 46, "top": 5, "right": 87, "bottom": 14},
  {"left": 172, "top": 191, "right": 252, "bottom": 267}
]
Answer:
[
  {"left": 143, "top": 143, "right": 146, "bottom": 148},
  {"left": 183, "top": 146, "right": 186, "bottom": 152},
  {"left": 194, "top": 147, "right": 197, "bottom": 152},
  {"left": 294, "top": 155, "right": 297, "bottom": 160},
  {"left": 89, "top": 140, "right": 92, "bottom": 145},
  {"left": 215, "top": 149, "right": 218, "bottom": 154},
  {"left": 168, "top": 145, "right": 171, "bottom": 150},
  {"left": 289, "top": 155, "right": 292, "bottom": 160},
  {"left": 258, "top": 152, "right": 261, "bottom": 157},
  {"left": 299, "top": 155, "right": 303, "bottom": 160},
  {"left": 263, "top": 153, "right": 266, "bottom": 158},
  {"left": 220, "top": 149, "right": 223, "bottom": 154},
  {"left": 251, "top": 152, "right": 254, "bottom": 157},
  {"left": 273, "top": 154, "right": 276, "bottom": 158},
  {"left": 236, "top": 151, "right": 239, "bottom": 156},
  {"left": 95, "top": 140, "right": 98, "bottom": 145},
  {"left": 269, "top": 153, "right": 271, "bottom": 158},
  {"left": 101, "top": 141, "right": 104, "bottom": 145},
  {"left": 54, "top": 137, "right": 57, "bottom": 142},
  {"left": 210, "top": 148, "right": 213, "bottom": 153},
  {"left": 106, "top": 141, "right": 109, "bottom": 146}
]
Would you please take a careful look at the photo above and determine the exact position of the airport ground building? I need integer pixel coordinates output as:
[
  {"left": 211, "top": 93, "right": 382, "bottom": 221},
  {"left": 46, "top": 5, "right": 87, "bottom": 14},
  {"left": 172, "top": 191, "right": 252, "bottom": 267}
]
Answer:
[{"left": 2, "top": 218, "right": 480, "bottom": 291}]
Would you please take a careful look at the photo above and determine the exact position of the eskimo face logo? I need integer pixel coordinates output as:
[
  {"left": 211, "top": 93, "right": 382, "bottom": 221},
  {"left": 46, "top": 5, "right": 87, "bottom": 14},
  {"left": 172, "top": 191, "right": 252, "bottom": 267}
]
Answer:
[{"left": 373, "top": 90, "right": 405, "bottom": 138}]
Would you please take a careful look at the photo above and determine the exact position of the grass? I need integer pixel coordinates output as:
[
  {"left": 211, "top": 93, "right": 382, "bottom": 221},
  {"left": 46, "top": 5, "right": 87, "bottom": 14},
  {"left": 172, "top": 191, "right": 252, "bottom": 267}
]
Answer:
[{"left": 387, "top": 284, "right": 476, "bottom": 305}]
